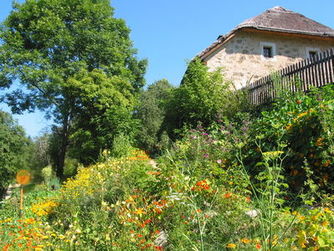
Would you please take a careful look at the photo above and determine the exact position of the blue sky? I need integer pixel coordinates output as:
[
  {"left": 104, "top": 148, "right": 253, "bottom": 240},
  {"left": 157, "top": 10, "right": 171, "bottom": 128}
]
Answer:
[{"left": 1, "top": 0, "right": 334, "bottom": 137}]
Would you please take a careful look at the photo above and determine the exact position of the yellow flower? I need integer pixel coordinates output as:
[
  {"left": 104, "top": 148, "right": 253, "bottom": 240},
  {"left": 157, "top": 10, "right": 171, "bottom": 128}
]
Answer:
[
  {"left": 285, "top": 123, "right": 293, "bottom": 131},
  {"left": 324, "top": 207, "right": 332, "bottom": 213},
  {"left": 31, "top": 200, "right": 59, "bottom": 216},
  {"left": 134, "top": 208, "right": 146, "bottom": 216},
  {"left": 298, "top": 230, "right": 307, "bottom": 248},
  {"left": 241, "top": 238, "right": 251, "bottom": 244},
  {"left": 226, "top": 243, "right": 237, "bottom": 248},
  {"left": 298, "top": 216, "right": 305, "bottom": 221},
  {"left": 291, "top": 211, "right": 299, "bottom": 216},
  {"left": 262, "top": 151, "right": 284, "bottom": 160},
  {"left": 297, "top": 111, "right": 308, "bottom": 119}
]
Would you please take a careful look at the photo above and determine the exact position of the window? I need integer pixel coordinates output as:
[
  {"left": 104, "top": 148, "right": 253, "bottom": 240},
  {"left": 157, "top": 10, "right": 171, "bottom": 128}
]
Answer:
[
  {"left": 263, "top": 46, "right": 273, "bottom": 58},
  {"left": 306, "top": 48, "right": 320, "bottom": 60},
  {"left": 308, "top": 51, "right": 317, "bottom": 60},
  {"left": 260, "top": 42, "right": 276, "bottom": 60}
]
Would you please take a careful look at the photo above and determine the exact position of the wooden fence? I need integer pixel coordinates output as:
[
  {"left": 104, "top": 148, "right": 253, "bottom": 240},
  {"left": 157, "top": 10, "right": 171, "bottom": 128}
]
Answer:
[{"left": 247, "top": 48, "right": 334, "bottom": 105}]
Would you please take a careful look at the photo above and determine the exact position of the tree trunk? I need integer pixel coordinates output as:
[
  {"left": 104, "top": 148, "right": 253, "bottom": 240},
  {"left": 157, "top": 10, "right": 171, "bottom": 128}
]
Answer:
[{"left": 54, "top": 114, "right": 70, "bottom": 180}]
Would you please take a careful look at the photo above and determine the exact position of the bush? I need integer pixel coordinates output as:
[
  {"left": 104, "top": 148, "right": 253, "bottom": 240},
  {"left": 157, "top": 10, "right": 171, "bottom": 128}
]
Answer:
[
  {"left": 163, "top": 59, "right": 247, "bottom": 139},
  {"left": 241, "top": 85, "right": 334, "bottom": 199}
]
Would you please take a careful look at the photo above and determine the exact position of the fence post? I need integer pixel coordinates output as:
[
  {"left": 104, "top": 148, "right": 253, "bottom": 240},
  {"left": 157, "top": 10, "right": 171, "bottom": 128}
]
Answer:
[{"left": 248, "top": 49, "right": 334, "bottom": 105}]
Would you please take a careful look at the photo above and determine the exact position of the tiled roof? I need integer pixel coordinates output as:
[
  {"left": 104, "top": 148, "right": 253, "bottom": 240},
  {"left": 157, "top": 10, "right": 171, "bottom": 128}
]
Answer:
[
  {"left": 198, "top": 6, "right": 334, "bottom": 60},
  {"left": 238, "top": 6, "right": 334, "bottom": 36}
]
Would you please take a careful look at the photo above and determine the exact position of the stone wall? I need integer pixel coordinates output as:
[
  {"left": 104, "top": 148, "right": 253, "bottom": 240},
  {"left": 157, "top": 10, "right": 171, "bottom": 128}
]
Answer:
[{"left": 205, "top": 31, "right": 334, "bottom": 89}]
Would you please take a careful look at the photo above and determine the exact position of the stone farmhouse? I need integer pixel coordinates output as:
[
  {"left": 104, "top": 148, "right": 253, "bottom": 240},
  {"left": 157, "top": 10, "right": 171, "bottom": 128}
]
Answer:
[{"left": 197, "top": 6, "right": 334, "bottom": 89}]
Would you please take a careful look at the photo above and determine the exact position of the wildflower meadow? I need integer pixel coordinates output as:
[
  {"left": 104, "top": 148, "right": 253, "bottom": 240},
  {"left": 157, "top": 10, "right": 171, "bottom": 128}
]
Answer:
[
  {"left": 0, "top": 0, "right": 334, "bottom": 250},
  {"left": 1, "top": 85, "right": 334, "bottom": 250}
]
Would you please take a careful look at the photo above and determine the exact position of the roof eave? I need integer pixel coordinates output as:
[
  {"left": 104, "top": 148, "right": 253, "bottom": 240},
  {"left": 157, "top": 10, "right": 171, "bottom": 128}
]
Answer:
[
  {"left": 241, "top": 25, "right": 334, "bottom": 38},
  {"left": 197, "top": 31, "right": 236, "bottom": 61},
  {"left": 198, "top": 27, "right": 334, "bottom": 61}
]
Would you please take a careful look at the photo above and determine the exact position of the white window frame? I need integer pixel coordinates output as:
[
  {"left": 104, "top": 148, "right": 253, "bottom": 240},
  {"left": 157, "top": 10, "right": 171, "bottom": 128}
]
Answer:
[
  {"left": 260, "top": 42, "right": 276, "bottom": 60},
  {"left": 306, "top": 47, "right": 321, "bottom": 60}
]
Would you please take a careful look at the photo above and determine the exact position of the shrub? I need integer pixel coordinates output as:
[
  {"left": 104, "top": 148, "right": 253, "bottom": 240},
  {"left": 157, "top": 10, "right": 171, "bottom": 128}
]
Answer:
[
  {"left": 242, "top": 85, "right": 334, "bottom": 198},
  {"left": 163, "top": 59, "right": 247, "bottom": 139}
]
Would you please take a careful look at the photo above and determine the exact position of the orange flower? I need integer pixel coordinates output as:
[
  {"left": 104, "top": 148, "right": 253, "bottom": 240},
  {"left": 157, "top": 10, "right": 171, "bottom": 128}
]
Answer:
[
  {"left": 26, "top": 240, "right": 32, "bottom": 248},
  {"left": 192, "top": 180, "right": 211, "bottom": 191},
  {"left": 140, "top": 219, "right": 152, "bottom": 228},
  {"left": 3, "top": 244, "right": 11, "bottom": 251},
  {"left": 142, "top": 243, "right": 153, "bottom": 249},
  {"left": 16, "top": 170, "right": 31, "bottom": 185},
  {"left": 154, "top": 208, "right": 162, "bottom": 214},
  {"left": 323, "top": 160, "right": 331, "bottom": 167},
  {"left": 153, "top": 200, "right": 167, "bottom": 207},
  {"left": 144, "top": 219, "right": 152, "bottom": 224},
  {"left": 255, "top": 243, "right": 262, "bottom": 249},
  {"left": 224, "top": 192, "right": 232, "bottom": 199}
]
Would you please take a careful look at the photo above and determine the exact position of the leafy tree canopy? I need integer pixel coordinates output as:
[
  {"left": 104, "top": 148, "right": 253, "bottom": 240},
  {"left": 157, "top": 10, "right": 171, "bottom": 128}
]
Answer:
[
  {"left": 136, "top": 79, "right": 173, "bottom": 154},
  {"left": 0, "top": 0, "right": 147, "bottom": 177},
  {"left": 0, "top": 111, "right": 31, "bottom": 196}
]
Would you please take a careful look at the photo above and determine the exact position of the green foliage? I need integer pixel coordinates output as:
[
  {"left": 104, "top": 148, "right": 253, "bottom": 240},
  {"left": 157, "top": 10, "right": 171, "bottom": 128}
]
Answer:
[
  {"left": 241, "top": 85, "right": 334, "bottom": 199},
  {"left": 0, "top": 0, "right": 147, "bottom": 176},
  {"left": 286, "top": 208, "right": 334, "bottom": 249},
  {"left": 27, "top": 133, "right": 52, "bottom": 183},
  {"left": 41, "top": 165, "right": 60, "bottom": 189},
  {"left": 163, "top": 59, "right": 246, "bottom": 138},
  {"left": 109, "top": 133, "right": 134, "bottom": 158},
  {"left": 66, "top": 69, "right": 139, "bottom": 165},
  {"left": 0, "top": 111, "right": 31, "bottom": 196},
  {"left": 2, "top": 92, "right": 334, "bottom": 250},
  {"left": 136, "top": 79, "right": 174, "bottom": 154}
]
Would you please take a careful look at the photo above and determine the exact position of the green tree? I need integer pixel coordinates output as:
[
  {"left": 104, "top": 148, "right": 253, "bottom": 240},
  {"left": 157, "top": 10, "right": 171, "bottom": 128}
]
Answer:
[
  {"left": 66, "top": 69, "right": 139, "bottom": 165},
  {"left": 27, "top": 132, "right": 52, "bottom": 182},
  {"left": 0, "top": 111, "right": 31, "bottom": 197},
  {"left": 136, "top": 79, "right": 173, "bottom": 154},
  {"left": 0, "top": 0, "right": 146, "bottom": 177},
  {"left": 163, "top": 59, "right": 245, "bottom": 138}
]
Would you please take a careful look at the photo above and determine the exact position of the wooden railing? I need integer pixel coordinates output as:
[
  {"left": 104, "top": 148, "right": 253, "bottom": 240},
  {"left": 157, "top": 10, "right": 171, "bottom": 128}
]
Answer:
[{"left": 247, "top": 49, "right": 334, "bottom": 105}]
